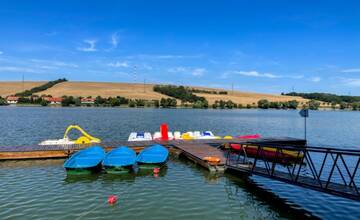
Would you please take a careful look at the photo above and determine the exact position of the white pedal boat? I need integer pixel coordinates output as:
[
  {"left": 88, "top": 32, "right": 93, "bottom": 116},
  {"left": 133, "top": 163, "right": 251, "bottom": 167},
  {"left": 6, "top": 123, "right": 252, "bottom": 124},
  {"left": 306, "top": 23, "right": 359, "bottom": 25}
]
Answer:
[
  {"left": 178, "top": 131, "right": 220, "bottom": 140},
  {"left": 153, "top": 131, "right": 174, "bottom": 140},
  {"left": 128, "top": 132, "right": 152, "bottom": 141}
]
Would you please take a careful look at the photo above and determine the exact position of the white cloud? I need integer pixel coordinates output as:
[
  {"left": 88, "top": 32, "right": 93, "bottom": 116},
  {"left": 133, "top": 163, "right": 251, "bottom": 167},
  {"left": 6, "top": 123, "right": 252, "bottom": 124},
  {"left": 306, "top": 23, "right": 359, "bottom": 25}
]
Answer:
[
  {"left": 77, "top": 39, "right": 97, "bottom": 52},
  {"left": 168, "top": 66, "right": 205, "bottom": 77},
  {"left": 108, "top": 61, "right": 129, "bottom": 68},
  {"left": 0, "top": 66, "right": 37, "bottom": 73},
  {"left": 110, "top": 33, "right": 119, "bottom": 49},
  {"left": 222, "top": 70, "right": 303, "bottom": 79},
  {"left": 142, "top": 64, "right": 153, "bottom": 70},
  {"left": 235, "top": 70, "right": 280, "bottom": 78},
  {"left": 344, "top": 78, "right": 360, "bottom": 87},
  {"left": 127, "top": 54, "right": 202, "bottom": 60},
  {"left": 191, "top": 68, "right": 205, "bottom": 76},
  {"left": 30, "top": 59, "right": 78, "bottom": 68},
  {"left": 310, "top": 76, "right": 321, "bottom": 82},
  {"left": 168, "top": 67, "right": 187, "bottom": 73},
  {"left": 37, "top": 65, "right": 58, "bottom": 70},
  {"left": 341, "top": 68, "right": 360, "bottom": 73}
]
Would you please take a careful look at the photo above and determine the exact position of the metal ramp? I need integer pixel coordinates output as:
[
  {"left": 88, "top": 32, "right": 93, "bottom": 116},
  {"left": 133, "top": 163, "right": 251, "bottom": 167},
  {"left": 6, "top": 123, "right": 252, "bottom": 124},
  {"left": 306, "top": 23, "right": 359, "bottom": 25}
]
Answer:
[{"left": 226, "top": 143, "right": 360, "bottom": 201}]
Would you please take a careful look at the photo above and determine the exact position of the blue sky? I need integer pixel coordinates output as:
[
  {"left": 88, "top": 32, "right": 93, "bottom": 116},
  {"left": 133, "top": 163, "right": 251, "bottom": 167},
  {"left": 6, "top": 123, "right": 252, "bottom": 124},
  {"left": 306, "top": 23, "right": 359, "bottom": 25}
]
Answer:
[{"left": 1, "top": 0, "right": 360, "bottom": 95}]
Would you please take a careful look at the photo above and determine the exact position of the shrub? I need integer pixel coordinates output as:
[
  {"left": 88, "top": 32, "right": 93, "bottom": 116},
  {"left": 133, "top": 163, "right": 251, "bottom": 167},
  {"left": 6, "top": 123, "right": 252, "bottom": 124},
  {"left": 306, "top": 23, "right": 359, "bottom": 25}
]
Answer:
[
  {"left": 258, "top": 99, "right": 270, "bottom": 109},
  {"left": 308, "top": 100, "right": 320, "bottom": 110},
  {"left": 40, "top": 99, "right": 49, "bottom": 106},
  {"left": 128, "top": 100, "right": 136, "bottom": 107}
]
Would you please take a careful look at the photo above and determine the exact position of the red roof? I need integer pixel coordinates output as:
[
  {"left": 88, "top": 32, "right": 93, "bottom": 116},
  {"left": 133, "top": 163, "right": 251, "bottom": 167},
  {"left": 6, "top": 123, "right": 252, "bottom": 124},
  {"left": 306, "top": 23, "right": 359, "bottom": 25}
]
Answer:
[
  {"left": 6, "top": 96, "right": 19, "bottom": 101},
  {"left": 81, "top": 98, "right": 96, "bottom": 102},
  {"left": 44, "top": 97, "right": 63, "bottom": 102}
]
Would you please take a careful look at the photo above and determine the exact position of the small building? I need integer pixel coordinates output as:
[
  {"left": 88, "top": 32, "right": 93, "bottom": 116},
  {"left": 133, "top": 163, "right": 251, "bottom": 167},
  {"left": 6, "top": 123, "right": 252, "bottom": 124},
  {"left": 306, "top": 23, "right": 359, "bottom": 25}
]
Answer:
[
  {"left": 6, "top": 96, "right": 19, "bottom": 104},
  {"left": 81, "top": 98, "right": 96, "bottom": 105},
  {"left": 44, "top": 97, "right": 63, "bottom": 105}
]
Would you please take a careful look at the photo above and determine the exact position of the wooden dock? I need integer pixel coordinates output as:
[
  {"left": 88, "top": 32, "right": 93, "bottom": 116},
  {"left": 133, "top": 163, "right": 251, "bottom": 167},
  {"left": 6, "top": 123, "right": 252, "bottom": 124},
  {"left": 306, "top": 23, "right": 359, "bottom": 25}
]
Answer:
[
  {"left": 171, "top": 142, "right": 227, "bottom": 173},
  {"left": 0, "top": 137, "right": 306, "bottom": 174}
]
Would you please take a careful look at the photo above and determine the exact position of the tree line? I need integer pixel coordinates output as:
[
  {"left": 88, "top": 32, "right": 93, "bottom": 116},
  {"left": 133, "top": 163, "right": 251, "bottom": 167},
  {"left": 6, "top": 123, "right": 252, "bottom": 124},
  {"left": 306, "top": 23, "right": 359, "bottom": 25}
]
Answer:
[
  {"left": 284, "top": 92, "right": 360, "bottom": 104},
  {"left": 154, "top": 85, "right": 207, "bottom": 102},
  {"left": 0, "top": 96, "right": 7, "bottom": 105},
  {"left": 15, "top": 78, "right": 68, "bottom": 97},
  {"left": 190, "top": 88, "right": 228, "bottom": 95},
  {"left": 257, "top": 99, "right": 300, "bottom": 109}
]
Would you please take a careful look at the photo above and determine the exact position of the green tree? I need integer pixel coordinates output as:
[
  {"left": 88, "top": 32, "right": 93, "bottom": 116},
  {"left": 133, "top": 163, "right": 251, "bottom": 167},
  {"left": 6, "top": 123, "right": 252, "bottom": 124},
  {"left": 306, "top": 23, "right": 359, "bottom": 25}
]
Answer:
[
  {"left": 109, "top": 97, "right": 121, "bottom": 107},
  {"left": 269, "top": 102, "right": 281, "bottom": 109},
  {"left": 352, "top": 102, "right": 360, "bottom": 111},
  {"left": 331, "top": 102, "right": 337, "bottom": 109},
  {"left": 339, "top": 102, "right": 348, "bottom": 110},
  {"left": 135, "top": 99, "right": 145, "bottom": 107},
  {"left": 40, "top": 99, "right": 49, "bottom": 106},
  {"left": 61, "top": 96, "right": 75, "bottom": 107},
  {"left": 225, "top": 100, "right": 235, "bottom": 109},
  {"left": 287, "top": 100, "right": 299, "bottom": 109},
  {"left": 128, "top": 100, "right": 136, "bottom": 107},
  {"left": 308, "top": 100, "right": 320, "bottom": 110},
  {"left": 153, "top": 100, "right": 160, "bottom": 108},
  {"left": 0, "top": 97, "right": 8, "bottom": 106},
  {"left": 74, "top": 98, "right": 81, "bottom": 106},
  {"left": 95, "top": 96, "right": 106, "bottom": 105},
  {"left": 258, "top": 99, "right": 270, "bottom": 109}
]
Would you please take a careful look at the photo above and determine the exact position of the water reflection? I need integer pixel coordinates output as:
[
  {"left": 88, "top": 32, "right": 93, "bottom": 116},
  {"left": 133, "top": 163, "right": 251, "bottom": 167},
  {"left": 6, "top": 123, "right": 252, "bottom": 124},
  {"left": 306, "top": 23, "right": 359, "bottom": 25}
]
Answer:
[
  {"left": 63, "top": 165, "right": 169, "bottom": 184},
  {"left": 64, "top": 173, "right": 101, "bottom": 184},
  {"left": 224, "top": 172, "right": 320, "bottom": 220}
]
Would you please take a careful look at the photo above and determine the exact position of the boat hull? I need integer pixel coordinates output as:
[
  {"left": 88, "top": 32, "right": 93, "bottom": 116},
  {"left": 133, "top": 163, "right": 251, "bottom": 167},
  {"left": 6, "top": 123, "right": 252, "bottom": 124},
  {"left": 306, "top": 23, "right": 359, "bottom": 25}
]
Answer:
[
  {"left": 230, "top": 144, "right": 304, "bottom": 163},
  {"left": 104, "top": 165, "right": 133, "bottom": 174},
  {"left": 136, "top": 144, "right": 169, "bottom": 167},
  {"left": 64, "top": 146, "right": 105, "bottom": 173},
  {"left": 102, "top": 146, "right": 136, "bottom": 174},
  {"left": 137, "top": 161, "right": 167, "bottom": 169},
  {"left": 65, "top": 163, "right": 103, "bottom": 174}
]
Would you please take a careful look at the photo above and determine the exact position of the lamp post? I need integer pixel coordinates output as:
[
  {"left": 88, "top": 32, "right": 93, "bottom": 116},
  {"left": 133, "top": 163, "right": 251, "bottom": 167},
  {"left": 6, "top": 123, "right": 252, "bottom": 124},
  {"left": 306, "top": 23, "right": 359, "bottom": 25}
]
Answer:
[{"left": 299, "top": 109, "right": 309, "bottom": 141}]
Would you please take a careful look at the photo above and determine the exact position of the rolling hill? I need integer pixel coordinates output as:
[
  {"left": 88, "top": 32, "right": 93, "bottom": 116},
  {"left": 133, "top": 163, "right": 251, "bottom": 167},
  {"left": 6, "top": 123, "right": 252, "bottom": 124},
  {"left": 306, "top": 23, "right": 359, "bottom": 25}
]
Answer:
[{"left": 0, "top": 81, "right": 309, "bottom": 105}]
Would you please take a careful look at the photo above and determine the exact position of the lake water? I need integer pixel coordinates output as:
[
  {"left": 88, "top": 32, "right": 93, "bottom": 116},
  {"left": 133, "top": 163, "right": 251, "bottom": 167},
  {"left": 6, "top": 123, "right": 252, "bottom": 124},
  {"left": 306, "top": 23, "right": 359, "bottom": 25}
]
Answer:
[{"left": 0, "top": 107, "right": 359, "bottom": 219}]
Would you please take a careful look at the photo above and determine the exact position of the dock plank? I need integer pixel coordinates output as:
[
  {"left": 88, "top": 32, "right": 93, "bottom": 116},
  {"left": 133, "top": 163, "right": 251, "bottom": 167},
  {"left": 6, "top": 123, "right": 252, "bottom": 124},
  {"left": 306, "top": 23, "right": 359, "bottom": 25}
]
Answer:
[{"left": 0, "top": 137, "right": 306, "bottom": 161}]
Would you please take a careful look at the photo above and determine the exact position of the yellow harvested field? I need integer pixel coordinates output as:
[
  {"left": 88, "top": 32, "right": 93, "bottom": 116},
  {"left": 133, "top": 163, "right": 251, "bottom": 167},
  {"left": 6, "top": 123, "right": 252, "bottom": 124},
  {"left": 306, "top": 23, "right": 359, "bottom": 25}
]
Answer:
[
  {"left": 190, "top": 86, "right": 309, "bottom": 105},
  {"left": 34, "top": 82, "right": 172, "bottom": 100},
  {"left": 194, "top": 91, "right": 309, "bottom": 105},
  {"left": 0, "top": 81, "right": 311, "bottom": 105},
  {"left": 0, "top": 81, "right": 45, "bottom": 97}
]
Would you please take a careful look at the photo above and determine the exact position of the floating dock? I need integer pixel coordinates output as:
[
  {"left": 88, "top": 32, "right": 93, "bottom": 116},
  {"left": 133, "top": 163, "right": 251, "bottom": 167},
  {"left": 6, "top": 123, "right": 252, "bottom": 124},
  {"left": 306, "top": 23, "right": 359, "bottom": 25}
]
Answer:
[
  {"left": 1, "top": 137, "right": 359, "bottom": 201},
  {"left": 0, "top": 137, "right": 306, "bottom": 173},
  {"left": 171, "top": 142, "right": 227, "bottom": 172}
]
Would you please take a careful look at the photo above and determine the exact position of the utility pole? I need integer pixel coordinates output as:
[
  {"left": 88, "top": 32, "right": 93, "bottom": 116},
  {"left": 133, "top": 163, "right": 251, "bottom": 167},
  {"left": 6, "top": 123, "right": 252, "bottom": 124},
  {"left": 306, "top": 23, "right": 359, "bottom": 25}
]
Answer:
[
  {"left": 143, "top": 78, "right": 146, "bottom": 93},
  {"left": 22, "top": 74, "right": 24, "bottom": 92},
  {"left": 133, "top": 65, "right": 137, "bottom": 83},
  {"left": 231, "top": 83, "right": 234, "bottom": 95}
]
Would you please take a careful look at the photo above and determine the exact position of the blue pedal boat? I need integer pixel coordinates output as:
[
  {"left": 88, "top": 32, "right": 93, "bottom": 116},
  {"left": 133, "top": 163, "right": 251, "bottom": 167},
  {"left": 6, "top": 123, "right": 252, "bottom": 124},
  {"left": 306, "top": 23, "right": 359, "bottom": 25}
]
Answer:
[
  {"left": 136, "top": 144, "right": 169, "bottom": 169},
  {"left": 64, "top": 146, "right": 105, "bottom": 174},
  {"left": 102, "top": 146, "right": 136, "bottom": 174}
]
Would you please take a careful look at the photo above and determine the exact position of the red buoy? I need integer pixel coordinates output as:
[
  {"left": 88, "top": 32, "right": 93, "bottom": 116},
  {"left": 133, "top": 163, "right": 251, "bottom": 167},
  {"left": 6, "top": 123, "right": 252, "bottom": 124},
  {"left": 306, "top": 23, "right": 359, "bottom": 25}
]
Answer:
[
  {"left": 108, "top": 195, "right": 118, "bottom": 205},
  {"left": 153, "top": 167, "right": 160, "bottom": 174}
]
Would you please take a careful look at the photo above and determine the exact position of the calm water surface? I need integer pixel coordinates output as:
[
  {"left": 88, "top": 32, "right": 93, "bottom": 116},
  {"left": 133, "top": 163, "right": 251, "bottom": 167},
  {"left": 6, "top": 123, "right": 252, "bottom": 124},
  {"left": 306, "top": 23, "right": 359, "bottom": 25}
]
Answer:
[{"left": 0, "top": 107, "right": 360, "bottom": 219}]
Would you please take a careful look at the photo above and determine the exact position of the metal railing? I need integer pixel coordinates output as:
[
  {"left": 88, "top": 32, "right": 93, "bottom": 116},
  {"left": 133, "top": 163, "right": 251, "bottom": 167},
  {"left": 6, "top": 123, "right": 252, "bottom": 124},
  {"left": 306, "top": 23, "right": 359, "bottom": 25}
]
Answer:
[{"left": 225, "top": 143, "right": 360, "bottom": 201}]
